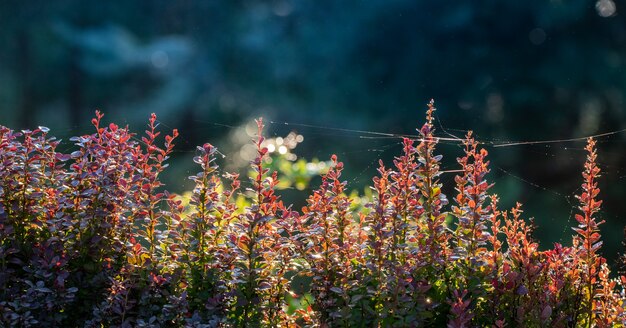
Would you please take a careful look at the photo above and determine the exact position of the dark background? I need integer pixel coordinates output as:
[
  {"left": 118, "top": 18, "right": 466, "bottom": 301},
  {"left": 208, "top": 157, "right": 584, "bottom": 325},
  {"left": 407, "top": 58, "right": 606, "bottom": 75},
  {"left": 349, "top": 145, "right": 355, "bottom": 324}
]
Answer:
[{"left": 1, "top": 0, "right": 626, "bottom": 263}]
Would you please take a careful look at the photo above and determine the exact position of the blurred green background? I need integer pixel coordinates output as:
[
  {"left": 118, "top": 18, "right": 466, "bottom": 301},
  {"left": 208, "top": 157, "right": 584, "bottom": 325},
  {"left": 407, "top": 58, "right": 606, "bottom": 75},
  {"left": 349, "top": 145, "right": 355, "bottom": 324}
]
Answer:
[{"left": 1, "top": 0, "right": 626, "bottom": 263}]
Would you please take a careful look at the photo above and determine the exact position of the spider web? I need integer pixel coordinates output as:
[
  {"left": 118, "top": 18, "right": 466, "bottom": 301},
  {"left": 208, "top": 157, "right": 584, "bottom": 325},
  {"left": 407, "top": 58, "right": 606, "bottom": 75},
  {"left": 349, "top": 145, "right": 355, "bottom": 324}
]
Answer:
[{"left": 49, "top": 112, "right": 625, "bottom": 261}]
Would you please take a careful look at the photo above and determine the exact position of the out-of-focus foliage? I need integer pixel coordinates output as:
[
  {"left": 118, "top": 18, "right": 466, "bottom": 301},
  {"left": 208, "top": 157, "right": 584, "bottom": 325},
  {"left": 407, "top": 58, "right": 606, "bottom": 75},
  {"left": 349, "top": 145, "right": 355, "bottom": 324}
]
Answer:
[{"left": 2, "top": 105, "right": 626, "bottom": 326}]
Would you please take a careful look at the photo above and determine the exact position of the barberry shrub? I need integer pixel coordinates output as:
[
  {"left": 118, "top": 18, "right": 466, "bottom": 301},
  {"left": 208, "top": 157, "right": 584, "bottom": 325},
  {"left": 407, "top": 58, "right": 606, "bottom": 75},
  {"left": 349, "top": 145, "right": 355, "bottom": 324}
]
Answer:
[{"left": 1, "top": 101, "right": 626, "bottom": 327}]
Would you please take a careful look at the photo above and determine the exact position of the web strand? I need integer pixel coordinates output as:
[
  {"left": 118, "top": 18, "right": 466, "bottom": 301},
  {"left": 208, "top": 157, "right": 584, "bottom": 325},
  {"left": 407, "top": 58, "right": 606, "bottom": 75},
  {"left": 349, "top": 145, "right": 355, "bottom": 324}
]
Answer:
[
  {"left": 491, "top": 129, "right": 626, "bottom": 148},
  {"left": 266, "top": 119, "right": 626, "bottom": 149}
]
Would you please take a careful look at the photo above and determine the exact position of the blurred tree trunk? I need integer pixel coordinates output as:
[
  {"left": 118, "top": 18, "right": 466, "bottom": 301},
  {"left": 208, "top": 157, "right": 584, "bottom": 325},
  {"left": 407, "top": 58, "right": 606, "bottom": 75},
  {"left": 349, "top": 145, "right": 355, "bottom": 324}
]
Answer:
[
  {"left": 17, "top": 28, "right": 33, "bottom": 129},
  {"left": 68, "top": 46, "right": 83, "bottom": 129}
]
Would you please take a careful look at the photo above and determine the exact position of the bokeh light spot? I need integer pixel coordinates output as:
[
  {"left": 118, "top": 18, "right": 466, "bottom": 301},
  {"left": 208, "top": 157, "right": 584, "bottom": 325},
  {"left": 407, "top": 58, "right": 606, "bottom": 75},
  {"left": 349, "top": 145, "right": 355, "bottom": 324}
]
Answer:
[
  {"left": 151, "top": 50, "right": 169, "bottom": 68},
  {"left": 596, "top": 0, "right": 616, "bottom": 17},
  {"left": 529, "top": 28, "right": 546, "bottom": 45}
]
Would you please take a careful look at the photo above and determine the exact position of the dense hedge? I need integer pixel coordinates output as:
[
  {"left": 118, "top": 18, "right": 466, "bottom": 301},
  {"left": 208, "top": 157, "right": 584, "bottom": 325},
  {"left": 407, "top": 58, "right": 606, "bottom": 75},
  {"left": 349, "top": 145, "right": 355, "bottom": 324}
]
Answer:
[{"left": 1, "top": 102, "right": 625, "bottom": 327}]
